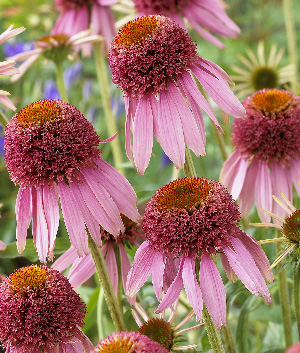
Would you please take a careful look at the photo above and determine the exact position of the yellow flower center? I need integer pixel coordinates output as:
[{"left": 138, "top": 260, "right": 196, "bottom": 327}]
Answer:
[
  {"left": 8, "top": 265, "right": 49, "bottom": 294},
  {"left": 96, "top": 336, "right": 134, "bottom": 352},
  {"left": 252, "top": 89, "right": 292, "bottom": 115},
  {"left": 114, "top": 16, "right": 158, "bottom": 47},
  {"left": 16, "top": 100, "right": 59, "bottom": 127},
  {"left": 282, "top": 210, "right": 300, "bottom": 243},
  {"left": 156, "top": 177, "right": 211, "bottom": 211},
  {"left": 36, "top": 34, "right": 70, "bottom": 47}
]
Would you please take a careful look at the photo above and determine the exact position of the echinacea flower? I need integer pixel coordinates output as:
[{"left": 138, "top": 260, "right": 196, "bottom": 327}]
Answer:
[
  {"left": 132, "top": 301, "right": 203, "bottom": 351},
  {"left": 251, "top": 192, "right": 300, "bottom": 269},
  {"left": 8, "top": 29, "right": 101, "bottom": 82},
  {"left": 52, "top": 214, "right": 143, "bottom": 294},
  {"left": 0, "top": 265, "right": 92, "bottom": 353},
  {"left": 126, "top": 177, "right": 273, "bottom": 328},
  {"left": 93, "top": 331, "right": 169, "bottom": 352},
  {"left": 220, "top": 88, "right": 300, "bottom": 223},
  {"left": 133, "top": 0, "right": 240, "bottom": 49},
  {"left": 4, "top": 99, "right": 140, "bottom": 263},
  {"left": 231, "top": 41, "right": 295, "bottom": 99},
  {"left": 108, "top": 15, "right": 245, "bottom": 174},
  {"left": 52, "top": 0, "right": 117, "bottom": 54},
  {"left": 0, "top": 25, "right": 25, "bottom": 110},
  {"left": 285, "top": 342, "right": 300, "bottom": 353}
]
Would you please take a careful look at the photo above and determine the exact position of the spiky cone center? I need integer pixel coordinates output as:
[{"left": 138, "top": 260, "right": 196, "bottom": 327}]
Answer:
[
  {"left": 134, "top": 0, "right": 191, "bottom": 15},
  {"left": 251, "top": 66, "right": 278, "bottom": 91},
  {"left": 0, "top": 265, "right": 86, "bottom": 352},
  {"left": 138, "top": 318, "right": 173, "bottom": 350},
  {"left": 108, "top": 15, "right": 198, "bottom": 97},
  {"left": 282, "top": 210, "right": 300, "bottom": 243},
  {"left": 232, "top": 89, "right": 300, "bottom": 165},
  {"left": 4, "top": 99, "right": 100, "bottom": 187},
  {"left": 143, "top": 177, "right": 241, "bottom": 258}
]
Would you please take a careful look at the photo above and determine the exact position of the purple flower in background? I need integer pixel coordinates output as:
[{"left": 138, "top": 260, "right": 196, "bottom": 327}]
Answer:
[
  {"left": 43, "top": 79, "right": 61, "bottom": 99},
  {"left": 3, "top": 41, "right": 34, "bottom": 58},
  {"left": 64, "top": 62, "right": 82, "bottom": 89},
  {"left": 111, "top": 93, "right": 125, "bottom": 120}
]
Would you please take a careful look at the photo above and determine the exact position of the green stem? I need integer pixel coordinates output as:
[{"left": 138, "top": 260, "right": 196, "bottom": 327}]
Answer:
[
  {"left": 210, "top": 120, "right": 228, "bottom": 161},
  {"left": 88, "top": 234, "right": 126, "bottom": 332},
  {"left": 0, "top": 109, "right": 9, "bottom": 129},
  {"left": 55, "top": 62, "right": 68, "bottom": 102},
  {"left": 93, "top": 42, "right": 125, "bottom": 175},
  {"left": 222, "top": 321, "right": 237, "bottom": 353},
  {"left": 97, "top": 287, "right": 105, "bottom": 339},
  {"left": 294, "top": 264, "right": 300, "bottom": 340},
  {"left": 203, "top": 305, "right": 226, "bottom": 353},
  {"left": 283, "top": 0, "right": 299, "bottom": 90},
  {"left": 276, "top": 230, "right": 293, "bottom": 347},
  {"left": 184, "top": 145, "right": 197, "bottom": 178},
  {"left": 114, "top": 244, "right": 124, "bottom": 316}
]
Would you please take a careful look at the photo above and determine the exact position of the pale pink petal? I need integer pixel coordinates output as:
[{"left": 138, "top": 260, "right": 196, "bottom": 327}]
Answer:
[
  {"left": 58, "top": 180, "right": 89, "bottom": 256},
  {"left": 238, "top": 231, "right": 273, "bottom": 283},
  {"left": 155, "top": 258, "right": 184, "bottom": 314},
  {"left": 0, "top": 92, "right": 16, "bottom": 111},
  {"left": 0, "top": 25, "right": 25, "bottom": 45},
  {"left": 15, "top": 186, "right": 32, "bottom": 254},
  {"left": 105, "top": 242, "right": 118, "bottom": 296},
  {"left": 290, "top": 157, "right": 300, "bottom": 196},
  {"left": 68, "top": 255, "right": 96, "bottom": 288},
  {"left": 52, "top": 246, "right": 78, "bottom": 271},
  {"left": 182, "top": 256, "right": 203, "bottom": 321},
  {"left": 199, "top": 253, "right": 226, "bottom": 328},
  {"left": 163, "top": 255, "right": 179, "bottom": 288},
  {"left": 167, "top": 80, "right": 205, "bottom": 157},
  {"left": 228, "top": 155, "right": 249, "bottom": 200},
  {"left": 151, "top": 250, "right": 165, "bottom": 301},
  {"left": 220, "top": 253, "right": 237, "bottom": 281},
  {"left": 255, "top": 161, "right": 272, "bottom": 223},
  {"left": 124, "top": 96, "right": 135, "bottom": 164},
  {"left": 158, "top": 86, "right": 185, "bottom": 169},
  {"left": 126, "top": 242, "right": 156, "bottom": 299},
  {"left": 133, "top": 95, "right": 153, "bottom": 174},
  {"left": 0, "top": 241, "right": 6, "bottom": 251},
  {"left": 219, "top": 151, "right": 242, "bottom": 184},
  {"left": 118, "top": 243, "right": 131, "bottom": 292},
  {"left": 10, "top": 54, "right": 39, "bottom": 82}
]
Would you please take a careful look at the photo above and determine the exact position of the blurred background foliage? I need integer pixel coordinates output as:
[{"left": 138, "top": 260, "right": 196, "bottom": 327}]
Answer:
[{"left": 0, "top": 0, "right": 299, "bottom": 352}]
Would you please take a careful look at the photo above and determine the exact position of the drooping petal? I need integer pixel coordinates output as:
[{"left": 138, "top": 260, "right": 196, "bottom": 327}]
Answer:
[
  {"left": 220, "top": 151, "right": 243, "bottom": 184},
  {"left": 182, "top": 257, "right": 203, "bottom": 321},
  {"left": 255, "top": 161, "right": 272, "bottom": 223},
  {"left": 227, "top": 156, "right": 249, "bottom": 200},
  {"left": 15, "top": 186, "right": 32, "bottom": 254},
  {"left": 220, "top": 253, "right": 237, "bottom": 281},
  {"left": 68, "top": 254, "right": 96, "bottom": 289},
  {"left": 151, "top": 250, "right": 165, "bottom": 301},
  {"left": 289, "top": 157, "right": 300, "bottom": 196},
  {"left": 105, "top": 242, "right": 118, "bottom": 296},
  {"left": 199, "top": 253, "right": 226, "bottom": 328},
  {"left": 118, "top": 243, "right": 131, "bottom": 292},
  {"left": 52, "top": 246, "right": 78, "bottom": 271}
]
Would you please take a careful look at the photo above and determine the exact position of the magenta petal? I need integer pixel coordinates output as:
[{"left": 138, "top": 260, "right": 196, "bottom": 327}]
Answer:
[
  {"left": 15, "top": 186, "right": 32, "bottom": 254},
  {"left": 220, "top": 253, "right": 237, "bottom": 281},
  {"left": 220, "top": 151, "right": 241, "bottom": 185},
  {"left": 118, "top": 243, "right": 131, "bottom": 292},
  {"left": 182, "top": 257, "right": 203, "bottom": 321},
  {"left": 126, "top": 242, "right": 156, "bottom": 299},
  {"left": 158, "top": 87, "right": 185, "bottom": 169},
  {"left": 105, "top": 242, "right": 118, "bottom": 296},
  {"left": 133, "top": 95, "right": 153, "bottom": 174},
  {"left": 58, "top": 180, "right": 88, "bottom": 256},
  {"left": 52, "top": 246, "right": 78, "bottom": 271},
  {"left": 255, "top": 161, "right": 272, "bottom": 223},
  {"left": 228, "top": 156, "right": 249, "bottom": 200},
  {"left": 68, "top": 253, "right": 95, "bottom": 288},
  {"left": 199, "top": 253, "right": 226, "bottom": 328},
  {"left": 164, "top": 256, "right": 179, "bottom": 288},
  {"left": 151, "top": 250, "right": 165, "bottom": 301},
  {"left": 155, "top": 258, "right": 184, "bottom": 314},
  {"left": 124, "top": 96, "right": 134, "bottom": 164}
]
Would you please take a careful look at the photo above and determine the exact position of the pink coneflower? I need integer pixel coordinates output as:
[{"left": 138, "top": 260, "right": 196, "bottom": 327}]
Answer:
[
  {"left": 8, "top": 29, "right": 101, "bottom": 82},
  {"left": 0, "top": 265, "right": 92, "bottom": 353},
  {"left": 52, "top": 0, "right": 117, "bottom": 54},
  {"left": 4, "top": 99, "right": 140, "bottom": 263},
  {"left": 93, "top": 331, "right": 169, "bottom": 352},
  {"left": 0, "top": 25, "right": 25, "bottom": 110},
  {"left": 285, "top": 342, "right": 300, "bottom": 353},
  {"left": 52, "top": 214, "right": 144, "bottom": 294},
  {"left": 108, "top": 15, "right": 245, "bottom": 174},
  {"left": 220, "top": 88, "right": 300, "bottom": 223},
  {"left": 133, "top": 0, "right": 240, "bottom": 48},
  {"left": 126, "top": 177, "right": 273, "bottom": 328}
]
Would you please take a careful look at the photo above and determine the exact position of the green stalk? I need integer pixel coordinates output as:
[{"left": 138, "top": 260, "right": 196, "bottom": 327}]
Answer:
[
  {"left": 93, "top": 42, "right": 125, "bottom": 175},
  {"left": 88, "top": 234, "right": 126, "bottom": 332},
  {"left": 97, "top": 287, "right": 105, "bottom": 339},
  {"left": 210, "top": 120, "right": 228, "bottom": 161},
  {"left": 55, "top": 61, "right": 68, "bottom": 102},
  {"left": 203, "top": 305, "right": 226, "bottom": 353},
  {"left": 222, "top": 322, "right": 237, "bottom": 353},
  {"left": 276, "top": 230, "right": 293, "bottom": 347},
  {"left": 184, "top": 145, "right": 197, "bottom": 178},
  {"left": 283, "top": 0, "right": 299, "bottom": 90},
  {"left": 294, "top": 264, "right": 300, "bottom": 340},
  {"left": 0, "top": 109, "right": 9, "bottom": 129},
  {"left": 114, "top": 244, "right": 124, "bottom": 316}
]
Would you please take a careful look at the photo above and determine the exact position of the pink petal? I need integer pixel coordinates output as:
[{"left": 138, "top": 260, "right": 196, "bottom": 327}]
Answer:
[
  {"left": 118, "top": 243, "right": 131, "bottom": 292},
  {"left": 182, "top": 256, "right": 203, "bottom": 321},
  {"left": 167, "top": 80, "right": 205, "bottom": 157},
  {"left": 220, "top": 253, "right": 237, "bottom": 281},
  {"left": 290, "top": 157, "right": 300, "bottom": 197},
  {"left": 0, "top": 241, "right": 6, "bottom": 251},
  {"left": 52, "top": 246, "right": 78, "bottom": 271},
  {"left": 158, "top": 86, "right": 185, "bottom": 169},
  {"left": 151, "top": 250, "right": 165, "bottom": 301},
  {"left": 68, "top": 254, "right": 96, "bottom": 288},
  {"left": 124, "top": 96, "right": 137, "bottom": 165},
  {"left": 163, "top": 255, "right": 180, "bottom": 288},
  {"left": 199, "top": 253, "right": 226, "bottom": 328},
  {"left": 105, "top": 242, "right": 118, "bottom": 296},
  {"left": 126, "top": 242, "right": 156, "bottom": 300},
  {"left": 58, "top": 180, "right": 89, "bottom": 256},
  {"left": 15, "top": 186, "right": 32, "bottom": 254},
  {"left": 155, "top": 258, "right": 184, "bottom": 314},
  {"left": 255, "top": 161, "right": 272, "bottom": 223},
  {"left": 228, "top": 155, "right": 249, "bottom": 200},
  {"left": 132, "top": 95, "right": 153, "bottom": 174},
  {"left": 0, "top": 94, "right": 16, "bottom": 111}
]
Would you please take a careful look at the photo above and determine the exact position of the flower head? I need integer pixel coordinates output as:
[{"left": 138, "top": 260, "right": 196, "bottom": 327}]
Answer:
[
  {"left": 133, "top": 0, "right": 240, "bottom": 48},
  {"left": 0, "top": 265, "right": 92, "bottom": 353},
  {"left": 8, "top": 29, "right": 101, "bottom": 82},
  {"left": 109, "top": 15, "right": 245, "bottom": 174},
  {"left": 127, "top": 177, "right": 272, "bottom": 328},
  {"left": 4, "top": 99, "right": 140, "bottom": 262},
  {"left": 231, "top": 41, "right": 295, "bottom": 99},
  {"left": 220, "top": 88, "right": 300, "bottom": 222},
  {"left": 93, "top": 331, "right": 169, "bottom": 352}
]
